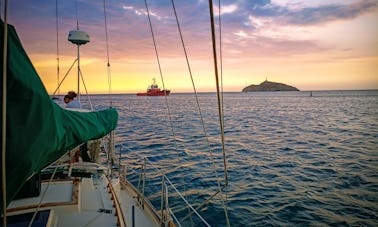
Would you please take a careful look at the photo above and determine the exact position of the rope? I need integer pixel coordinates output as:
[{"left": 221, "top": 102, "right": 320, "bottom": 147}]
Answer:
[
  {"left": 76, "top": 46, "right": 81, "bottom": 101},
  {"left": 2, "top": 1, "right": 8, "bottom": 225},
  {"left": 102, "top": 0, "right": 113, "bottom": 107},
  {"left": 218, "top": 1, "right": 230, "bottom": 225},
  {"left": 165, "top": 1, "right": 230, "bottom": 225},
  {"left": 208, "top": 0, "right": 230, "bottom": 226},
  {"left": 28, "top": 167, "right": 58, "bottom": 227},
  {"left": 55, "top": 0, "right": 60, "bottom": 95},
  {"left": 102, "top": 1, "right": 116, "bottom": 178},
  {"left": 143, "top": 0, "right": 180, "bottom": 163},
  {"left": 171, "top": 0, "right": 211, "bottom": 225},
  {"left": 52, "top": 58, "right": 78, "bottom": 96},
  {"left": 143, "top": 5, "right": 195, "bottom": 224},
  {"left": 74, "top": 1, "right": 80, "bottom": 101},
  {"left": 130, "top": 156, "right": 211, "bottom": 226},
  {"left": 79, "top": 68, "right": 94, "bottom": 110},
  {"left": 218, "top": 0, "right": 225, "bottom": 131},
  {"left": 143, "top": 0, "right": 163, "bottom": 90},
  {"left": 169, "top": 0, "right": 226, "bottom": 220},
  {"left": 208, "top": 0, "right": 228, "bottom": 186}
]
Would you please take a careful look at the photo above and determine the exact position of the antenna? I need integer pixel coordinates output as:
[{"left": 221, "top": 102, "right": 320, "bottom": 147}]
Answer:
[
  {"left": 68, "top": 30, "right": 90, "bottom": 101},
  {"left": 75, "top": 0, "right": 79, "bottom": 30}
]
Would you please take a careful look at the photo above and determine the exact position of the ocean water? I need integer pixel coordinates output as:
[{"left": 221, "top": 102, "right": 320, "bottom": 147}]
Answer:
[{"left": 86, "top": 90, "right": 378, "bottom": 226}]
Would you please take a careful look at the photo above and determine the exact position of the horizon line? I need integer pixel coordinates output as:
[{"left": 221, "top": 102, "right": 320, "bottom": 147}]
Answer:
[{"left": 49, "top": 89, "right": 378, "bottom": 96}]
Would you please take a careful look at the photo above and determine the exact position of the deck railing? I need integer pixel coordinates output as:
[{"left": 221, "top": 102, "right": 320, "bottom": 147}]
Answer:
[{"left": 120, "top": 157, "right": 210, "bottom": 227}]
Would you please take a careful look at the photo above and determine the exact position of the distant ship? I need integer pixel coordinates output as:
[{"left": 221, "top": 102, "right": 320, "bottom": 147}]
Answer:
[{"left": 136, "top": 78, "right": 170, "bottom": 96}]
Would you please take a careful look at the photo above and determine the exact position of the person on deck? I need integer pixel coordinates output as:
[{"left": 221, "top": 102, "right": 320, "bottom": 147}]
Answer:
[
  {"left": 65, "top": 91, "right": 81, "bottom": 109},
  {"left": 63, "top": 95, "right": 71, "bottom": 105}
]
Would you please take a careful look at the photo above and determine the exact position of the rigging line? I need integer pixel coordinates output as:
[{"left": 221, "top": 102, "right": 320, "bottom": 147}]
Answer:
[
  {"left": 208, "top": 0, "right": 228, "bottom": 186},
  {"left": 76, "top": 45, "right": 80, "bottom": 101},
  {"left": 218, "top": 0, "right": 224, "bottom": 130},
  {"left": 164, "top": 176, "right": 211, "bottom": 227},
  {"left": 1, "top": 0, "right": 8, "bottom": 224},
  {"left": 170, "top": 2, "right": 230, "bottom": 226},
  {"left": 218, "top": 0, "right": 230, "bottom": 224},
  {"left": 102, "top": 0, "right": 112, "bottom": 107},
  {"left": 169, "top": 3, "right": 212, "bottom": 225},
  {"left": 52, "top": 58, "right": 78, "bottom": 96},
  {"left": 170, "top": 0, "right": 224, "bottom": 204},
  {"left": 28, "top": 168, "right": 58, "bottom": 227},
  {"left": 180, "top": 184, "right": 226, "bottom": 222},
  {"left": 182, "top": 1, "right": 230, "bottom": 222},
  {"left": 209, "top": 0, "right": 230, "bottom": 226},
  {"left": 55, "top": 0, "right": 60, "bottom": 95},
  {"left": 79, "top": 69, "right": 94, "bottom": 110},
  {"left": 144, "top": 0, "right": 180, "bottom": 163}
]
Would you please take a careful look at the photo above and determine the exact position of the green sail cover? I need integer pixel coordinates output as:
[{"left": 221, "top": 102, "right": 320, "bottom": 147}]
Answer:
[{"left": 0, "top": 21, "right": 118, "bottom": 212}]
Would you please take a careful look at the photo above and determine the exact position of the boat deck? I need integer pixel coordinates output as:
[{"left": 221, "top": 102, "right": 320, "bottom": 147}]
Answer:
[{"left": 5, "top": 163, "right": 162, "bottom": 227}]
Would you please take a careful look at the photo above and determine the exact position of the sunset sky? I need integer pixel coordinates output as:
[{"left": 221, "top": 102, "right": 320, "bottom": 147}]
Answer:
[{"left": 6, "top": 0, "right": 378, "bottom": 94}]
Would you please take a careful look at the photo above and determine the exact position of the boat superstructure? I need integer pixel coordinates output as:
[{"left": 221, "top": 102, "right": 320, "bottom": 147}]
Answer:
[{"left": 137, "top": 79, "right": 171, "bottom": 96}]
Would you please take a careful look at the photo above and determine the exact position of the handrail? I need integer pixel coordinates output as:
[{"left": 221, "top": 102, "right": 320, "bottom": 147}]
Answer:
[
  {"left": 168, "top": 208, "right": 182, "bottom": 227},
  {"left": 160, "top": 176, "right": 165, "bottom": 224},
  {"left": 105, "top": 175, "right": 127, "bottom": 227},
  {"left": 164, "top": 175, "right": 211, "bottom": 227},
  {"left": 124, "top": 157, "right": 211, "bottom": 226}
]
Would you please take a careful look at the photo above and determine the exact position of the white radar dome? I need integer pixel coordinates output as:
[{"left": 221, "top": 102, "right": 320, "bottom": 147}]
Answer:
[{"left": 68, "top": 30, "right": 90, "bottom": 45}]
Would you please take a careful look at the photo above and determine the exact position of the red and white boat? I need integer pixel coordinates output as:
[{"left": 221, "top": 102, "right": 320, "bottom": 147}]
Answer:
[{"left": 136, "top": 79, "right": 170, "bottom": 96}]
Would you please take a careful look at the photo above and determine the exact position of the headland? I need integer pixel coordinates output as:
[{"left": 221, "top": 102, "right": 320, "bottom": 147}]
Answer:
[{"left": 242, "top": 80, "right": 299, "bottom": 92}]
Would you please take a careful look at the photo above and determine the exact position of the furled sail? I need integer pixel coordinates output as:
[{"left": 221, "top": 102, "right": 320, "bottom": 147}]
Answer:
[{"left": 0, "top": 21, "right": 118, "bottom": 212}]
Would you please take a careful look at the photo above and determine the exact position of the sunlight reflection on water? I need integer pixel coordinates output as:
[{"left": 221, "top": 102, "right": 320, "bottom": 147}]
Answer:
[{"left": 84, "top": 90, "right": 378, "bottom": 226}]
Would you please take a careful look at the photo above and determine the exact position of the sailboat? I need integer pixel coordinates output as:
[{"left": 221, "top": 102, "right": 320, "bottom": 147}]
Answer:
[
  {"left": 0, "top": 19, "right": 172, "bottom": 226},
  {"left": 1, "top": 1, "right": 229, "bottom": 226}
]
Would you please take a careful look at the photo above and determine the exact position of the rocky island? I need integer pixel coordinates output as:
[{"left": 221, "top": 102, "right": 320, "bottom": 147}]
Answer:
[{"left": 242, "top": 80, "right": 299, "bottom": 92}]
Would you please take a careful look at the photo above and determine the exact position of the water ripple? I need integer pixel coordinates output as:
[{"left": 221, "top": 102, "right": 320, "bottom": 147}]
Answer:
[{"left": 86, "top": 91, "right": 378, "bottom": 226}]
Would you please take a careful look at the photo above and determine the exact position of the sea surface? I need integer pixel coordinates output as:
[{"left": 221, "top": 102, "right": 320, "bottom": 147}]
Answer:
[{"left": 83, "top": 90, "right": 377, "bottom": 226}]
